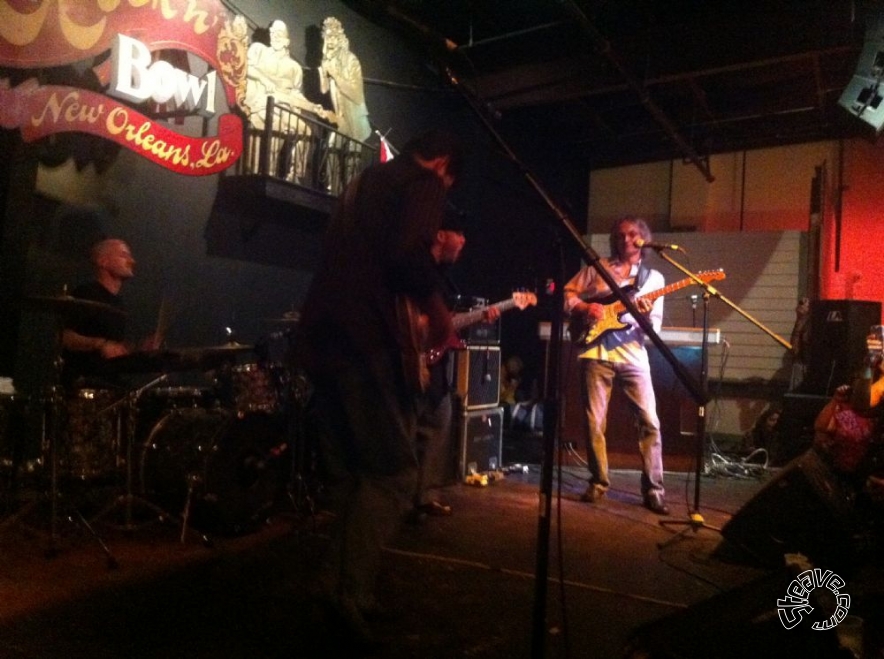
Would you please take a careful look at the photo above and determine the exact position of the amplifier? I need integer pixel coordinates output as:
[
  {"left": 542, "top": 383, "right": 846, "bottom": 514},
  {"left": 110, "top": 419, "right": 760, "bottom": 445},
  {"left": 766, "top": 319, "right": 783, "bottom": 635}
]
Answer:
[
  {"left": 450, "top": 296, "right": 501, "bottom": 344},
  {"left": 462, "top": 318, "right": 500, "bottom": 345},
  {"left": 458, "top": 406, "right": 504, "bottom": 478},
  {"left": 453, "top": 346, "right": 500, "bottom": 409}
]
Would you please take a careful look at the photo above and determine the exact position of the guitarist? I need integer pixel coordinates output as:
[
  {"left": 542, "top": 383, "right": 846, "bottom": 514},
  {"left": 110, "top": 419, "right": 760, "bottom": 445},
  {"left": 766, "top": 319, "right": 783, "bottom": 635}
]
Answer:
[
  {"left": 295, "top": 130, "right": 463, "bottom": 643},
  {"left": 564, "top": 217, "right": 670, "bottom": 515},
  {"left": 410, "top": 210, "right": 501, "bottom": 522}
]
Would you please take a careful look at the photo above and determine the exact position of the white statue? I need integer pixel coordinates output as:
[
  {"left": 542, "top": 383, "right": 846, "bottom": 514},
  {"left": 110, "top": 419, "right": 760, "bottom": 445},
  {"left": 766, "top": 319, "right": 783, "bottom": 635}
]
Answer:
[
  {"left": 319, "top": 17, "right": 371, "bottom": 193},
  {"left": 318, "top": 17, "right": 371, "bottom": 142},
  {"left": 243, "top": 20, "right": 326, "bottom": 181}
]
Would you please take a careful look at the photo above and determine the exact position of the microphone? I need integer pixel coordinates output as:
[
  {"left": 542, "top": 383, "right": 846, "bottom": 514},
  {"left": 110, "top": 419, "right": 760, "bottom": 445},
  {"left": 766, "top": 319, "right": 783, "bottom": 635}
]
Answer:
[{"left": 635, "top": 238, "right": 687, "bottom": 253}]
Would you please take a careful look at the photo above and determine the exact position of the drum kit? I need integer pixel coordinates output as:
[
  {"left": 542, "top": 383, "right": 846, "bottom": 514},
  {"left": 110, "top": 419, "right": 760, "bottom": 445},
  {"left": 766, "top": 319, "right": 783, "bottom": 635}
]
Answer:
[{"left": 0, "top": 295, "right": 308, "bottom": 561}]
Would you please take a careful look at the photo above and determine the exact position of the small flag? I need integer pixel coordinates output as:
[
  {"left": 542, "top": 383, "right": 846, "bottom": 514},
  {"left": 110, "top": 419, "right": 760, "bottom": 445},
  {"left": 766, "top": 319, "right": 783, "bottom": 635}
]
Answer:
[{"left": 379, "top": 134, "right": 396, "bottom": 162}]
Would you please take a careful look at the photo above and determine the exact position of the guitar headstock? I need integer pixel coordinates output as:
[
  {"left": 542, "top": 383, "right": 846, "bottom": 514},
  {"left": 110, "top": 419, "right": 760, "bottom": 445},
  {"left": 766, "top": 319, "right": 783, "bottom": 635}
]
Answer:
[
  {"left": 512, "top": 291, "right": 538, "bottom": 310},
  {"left": 698, "top": 269, "right": 726, "bottom": 283}
]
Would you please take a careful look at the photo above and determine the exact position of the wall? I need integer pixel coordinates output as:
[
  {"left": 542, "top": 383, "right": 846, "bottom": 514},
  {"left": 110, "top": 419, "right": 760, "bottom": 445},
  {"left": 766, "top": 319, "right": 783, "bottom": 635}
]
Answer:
[
  {"left": 822, "top": 138, "right": 884, "bottom": 308},
  {"left": 4, "top": 0, "right": 884, "bottom": 445},
  {"left": 1, "top": 0, "right": 564, "bottom": 394},
  {"left": 588, "top": 141, "right": 838, "bottom": 234},
  {"left": 584, "top": 137, "right": 884, "bottom": 439}
]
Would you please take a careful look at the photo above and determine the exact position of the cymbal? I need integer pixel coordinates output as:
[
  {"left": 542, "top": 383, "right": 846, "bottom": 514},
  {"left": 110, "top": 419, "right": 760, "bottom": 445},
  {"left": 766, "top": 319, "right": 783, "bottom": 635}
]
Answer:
[
  {"left": 21, "top": 295, "right": 126, "bottom": 316},
  {"left": 184, "top": 341, "right": 254, "bottom": 354},
  {"left": 263, "top": 312, "right": 301, "bottom": 324}
]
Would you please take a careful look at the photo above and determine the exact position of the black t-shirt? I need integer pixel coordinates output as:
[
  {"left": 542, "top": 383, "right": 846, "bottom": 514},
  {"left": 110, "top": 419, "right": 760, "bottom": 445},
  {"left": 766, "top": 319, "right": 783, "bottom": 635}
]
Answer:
[{"left": 62, "top": 281, "right": 127, "bottom": 388}]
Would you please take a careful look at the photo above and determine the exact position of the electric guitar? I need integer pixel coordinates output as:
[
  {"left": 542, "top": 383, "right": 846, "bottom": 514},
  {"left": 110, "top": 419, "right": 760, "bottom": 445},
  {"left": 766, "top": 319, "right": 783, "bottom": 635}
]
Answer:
[
  {"left": 396, "top": 295, "right": 431, "bottom": 394},
  {"left": 568, "top": 269, "right": 726, "bottom": 347},
  {"left": 426, "top": 291, "right": 537, "bottom": 366}
]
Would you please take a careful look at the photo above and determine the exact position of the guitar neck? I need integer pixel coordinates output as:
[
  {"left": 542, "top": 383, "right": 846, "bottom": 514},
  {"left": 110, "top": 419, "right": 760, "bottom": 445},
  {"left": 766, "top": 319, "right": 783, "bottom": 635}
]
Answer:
[
  {"left": 452, "top": 299, "right": 515, "bottom": 331},
  {"left": 612, "top": 277, "right": 697, "bottom": 312}
]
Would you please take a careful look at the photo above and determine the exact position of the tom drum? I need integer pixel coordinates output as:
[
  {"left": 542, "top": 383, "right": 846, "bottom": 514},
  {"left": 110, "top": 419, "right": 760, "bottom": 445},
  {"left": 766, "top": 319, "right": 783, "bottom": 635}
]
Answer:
[{"left": 64, "top": 388, "right": 121, "bottom": 480}]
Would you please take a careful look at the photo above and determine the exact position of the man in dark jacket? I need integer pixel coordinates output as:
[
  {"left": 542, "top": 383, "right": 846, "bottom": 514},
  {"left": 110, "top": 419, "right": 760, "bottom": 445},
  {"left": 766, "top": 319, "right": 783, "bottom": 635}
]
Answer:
[{"left": 296, "top": 130, "right": 464, "bottom": 644}]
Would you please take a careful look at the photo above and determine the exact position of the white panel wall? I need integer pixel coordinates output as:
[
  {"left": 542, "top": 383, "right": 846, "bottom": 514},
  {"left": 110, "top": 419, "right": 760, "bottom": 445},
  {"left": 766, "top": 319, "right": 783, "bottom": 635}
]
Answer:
[{"left": 587, "top": 230, "right": 804, "bottom": 383}]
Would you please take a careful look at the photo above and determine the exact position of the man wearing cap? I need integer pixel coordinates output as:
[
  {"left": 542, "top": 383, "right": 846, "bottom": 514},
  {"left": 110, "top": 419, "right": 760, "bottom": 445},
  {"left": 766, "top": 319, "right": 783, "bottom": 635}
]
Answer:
[{"left": 410, "top": 209, "right": 500, "bottom": 521}]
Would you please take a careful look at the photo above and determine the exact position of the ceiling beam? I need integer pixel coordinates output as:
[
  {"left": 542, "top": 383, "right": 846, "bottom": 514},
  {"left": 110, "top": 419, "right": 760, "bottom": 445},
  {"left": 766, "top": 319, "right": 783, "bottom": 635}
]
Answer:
[{"left": 559, "top": 0, "right": 714, "bottom": 181}]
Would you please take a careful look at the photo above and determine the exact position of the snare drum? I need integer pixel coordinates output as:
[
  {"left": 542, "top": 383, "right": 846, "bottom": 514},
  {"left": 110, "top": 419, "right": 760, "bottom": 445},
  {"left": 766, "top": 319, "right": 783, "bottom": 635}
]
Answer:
[
  {"left": 63, "top": 388, "right": 121, "bottom": 480},
  {"left": 139, "top": 408, "right": 287, "bottom": 535},
  {"left": 229, "top": 363, "right": 285, "bottom": 415}
]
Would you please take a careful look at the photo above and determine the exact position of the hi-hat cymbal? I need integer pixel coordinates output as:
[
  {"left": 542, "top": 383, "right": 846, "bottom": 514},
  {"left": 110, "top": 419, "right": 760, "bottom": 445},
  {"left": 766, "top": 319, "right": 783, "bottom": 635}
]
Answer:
[
  {"left": 20, "top": 295, "right": 127, "bottom": 316},
  {"left": 175, "top": 341, "right": 254, "bottom": 361},
  {"left": 188, "top": 341, "right": 254, "bottom": 353},
  {"left": 263, "top": 312, "right": 301, "bottom": 324},
  {"left": 173, "top": 342, "right": 254, "bottom": 371}
]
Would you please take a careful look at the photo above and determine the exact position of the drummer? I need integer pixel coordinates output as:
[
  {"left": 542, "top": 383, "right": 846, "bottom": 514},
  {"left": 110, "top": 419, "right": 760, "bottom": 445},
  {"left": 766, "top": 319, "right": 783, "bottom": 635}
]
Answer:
[{"left": 61, "top": 238, "right": 158, "bottom": 389}]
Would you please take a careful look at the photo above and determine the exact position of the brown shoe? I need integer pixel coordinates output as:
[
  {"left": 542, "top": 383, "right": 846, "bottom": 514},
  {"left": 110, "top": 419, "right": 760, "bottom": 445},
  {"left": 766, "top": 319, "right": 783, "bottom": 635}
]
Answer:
[
  {"left": 416, "top": 500, "right": 452, "bottom": 516},
  {"left": 580, "top": 484, "right": 606, "bottom": 503}
]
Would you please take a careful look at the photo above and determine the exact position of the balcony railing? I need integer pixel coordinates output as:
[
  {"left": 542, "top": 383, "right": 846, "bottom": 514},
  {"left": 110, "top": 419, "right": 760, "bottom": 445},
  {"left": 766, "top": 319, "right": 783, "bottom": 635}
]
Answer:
[{"left": 232, "top": 96, "right": 377, "bottom": 199}]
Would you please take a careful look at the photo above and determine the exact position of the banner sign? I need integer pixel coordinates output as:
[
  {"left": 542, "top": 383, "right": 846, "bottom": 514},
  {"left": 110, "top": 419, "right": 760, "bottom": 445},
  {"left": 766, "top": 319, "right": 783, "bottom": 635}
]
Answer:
[{"left": 0, "top": 0, "right": 246, "bottom": 175}]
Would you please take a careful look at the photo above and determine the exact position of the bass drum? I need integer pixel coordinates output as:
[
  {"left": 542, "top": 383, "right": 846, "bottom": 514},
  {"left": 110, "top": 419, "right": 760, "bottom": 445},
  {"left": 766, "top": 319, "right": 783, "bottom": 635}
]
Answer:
[{"left": 139, "top": 408, "right": 288, "bottom": 535}]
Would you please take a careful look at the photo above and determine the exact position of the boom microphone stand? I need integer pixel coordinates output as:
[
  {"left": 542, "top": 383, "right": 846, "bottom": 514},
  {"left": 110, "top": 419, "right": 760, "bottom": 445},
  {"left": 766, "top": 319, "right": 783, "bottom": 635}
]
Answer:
[
  {"left": 439, "top": 67, "right": 707, "bottom": 659},
  {"left": 658, "top": 278, "right": 718, "bottom": 546},
  {"left": 651, "top": 248, "right": 791, "bottom": 545}
]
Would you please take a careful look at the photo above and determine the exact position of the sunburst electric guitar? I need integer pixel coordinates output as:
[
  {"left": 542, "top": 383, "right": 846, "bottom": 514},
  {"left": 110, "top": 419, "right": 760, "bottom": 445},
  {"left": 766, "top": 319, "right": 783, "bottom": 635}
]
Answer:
[{"left": 568, "top": 269, "right": 726, "bottom": 347}]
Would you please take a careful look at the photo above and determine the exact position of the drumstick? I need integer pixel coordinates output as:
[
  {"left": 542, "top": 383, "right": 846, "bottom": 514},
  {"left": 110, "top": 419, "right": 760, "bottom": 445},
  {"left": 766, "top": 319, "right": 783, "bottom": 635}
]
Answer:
[{"left": 154, "top": 295, "right": 171, "bottom": 348}]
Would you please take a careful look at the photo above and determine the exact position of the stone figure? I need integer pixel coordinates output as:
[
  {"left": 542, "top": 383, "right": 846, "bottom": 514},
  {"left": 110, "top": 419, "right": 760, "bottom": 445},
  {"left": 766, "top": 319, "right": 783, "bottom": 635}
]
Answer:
[
  {"left": 318, "top": 17, "right": 371, "bottom": 193},
  {"left": 243, "top": 20, "right": 325, "bottom": 182}
]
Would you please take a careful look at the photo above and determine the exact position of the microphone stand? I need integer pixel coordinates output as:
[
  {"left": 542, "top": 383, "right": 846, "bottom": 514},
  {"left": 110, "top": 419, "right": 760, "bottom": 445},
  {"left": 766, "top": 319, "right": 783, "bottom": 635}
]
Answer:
[
  {"left": 439, "top": 67, "right": 707, "bottom": 659},
  {"left": 650, "top": 248, "right": 791, "bottom": 546}
]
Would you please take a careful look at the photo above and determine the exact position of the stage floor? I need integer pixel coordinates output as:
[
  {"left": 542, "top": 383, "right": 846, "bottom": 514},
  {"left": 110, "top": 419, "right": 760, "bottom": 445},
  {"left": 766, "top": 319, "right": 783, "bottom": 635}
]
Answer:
[{"left": 1, "top": 454, "right": 882, "bottom": 658}]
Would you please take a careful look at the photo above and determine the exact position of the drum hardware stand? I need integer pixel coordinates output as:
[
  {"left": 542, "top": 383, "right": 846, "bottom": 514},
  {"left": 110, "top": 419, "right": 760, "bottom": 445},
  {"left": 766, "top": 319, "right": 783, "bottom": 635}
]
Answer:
[
  {"left": 0, "top": 393, "right": 32, "bottom": 522},
  {"left": 0, "top": 367, "right": 118, "bottom": 568},
  {"left": 89, "top": 374, "right": 212, "bottom": 547},
  {"left": 284, "top": 371, "right": 317, "bottom": 519}
]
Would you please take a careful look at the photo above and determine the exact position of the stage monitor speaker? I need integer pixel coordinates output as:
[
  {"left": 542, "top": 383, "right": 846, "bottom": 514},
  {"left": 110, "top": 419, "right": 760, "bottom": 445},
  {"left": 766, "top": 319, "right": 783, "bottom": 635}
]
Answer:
[
  {"left": 625, "top": 570, "right": 843, "bottom": 659},
  {"left": 458, "top": 406, "right": 503, "bottom": 478},
  {"left": 453, "top": 346, "right": 500, "bottom": 410},
  {"left": 804, "top": 299, "right": 881, "bottom": 396},
  {"left": 720, "top": 450, "right": 860, "bottom": 570}
]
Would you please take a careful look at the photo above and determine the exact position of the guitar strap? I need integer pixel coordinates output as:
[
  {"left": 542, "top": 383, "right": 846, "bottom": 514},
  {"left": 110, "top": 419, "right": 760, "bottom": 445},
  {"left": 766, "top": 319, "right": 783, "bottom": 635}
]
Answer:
[{"left": 635, "top": 261, "right": 650, "bottom": 292}]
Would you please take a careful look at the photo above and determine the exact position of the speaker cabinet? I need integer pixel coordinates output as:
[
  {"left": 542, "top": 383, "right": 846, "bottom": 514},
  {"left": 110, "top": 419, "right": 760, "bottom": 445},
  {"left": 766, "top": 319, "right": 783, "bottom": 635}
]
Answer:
[
  {"left": 804, "top": 299, "right": 881, "bottom": 396},
  {"left": 453, "top": 346, "right": 500, "bottom": 410},
  {"left": 721, "top": 450, "right": 859, "bottom": 570},
  {"left": 458, "top": 406, "right": 503, "bottom": 478}
]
